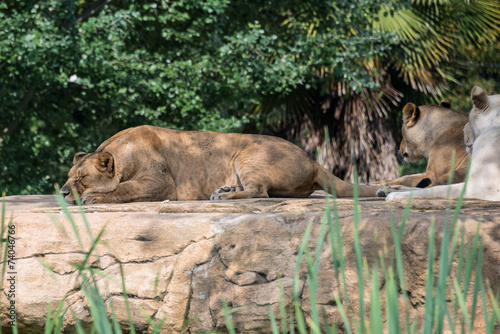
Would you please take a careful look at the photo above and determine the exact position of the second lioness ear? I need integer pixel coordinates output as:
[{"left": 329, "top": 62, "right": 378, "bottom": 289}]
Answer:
[
  {"left": 440, "top": 100, "right": 451, "bottom": 109},
  {"left": 73, "top": 152, "right": 88, "bottom": 165},
  {"left": 402, "top": 103, "right": 419, "bottom": 128},
  {"left": 95, "top": 152, "right": 115, "bottom": 177},
  {"left": 471, "top": 86, "right": 489, "bottom": 111}
]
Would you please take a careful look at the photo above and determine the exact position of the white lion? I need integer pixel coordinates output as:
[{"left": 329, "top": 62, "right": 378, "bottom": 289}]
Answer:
[{"left": 385, "top": 86, "right": 500, "bottom": 201}]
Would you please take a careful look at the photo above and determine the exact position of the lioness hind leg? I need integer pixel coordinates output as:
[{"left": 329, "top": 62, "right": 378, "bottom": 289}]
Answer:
[
  {"left": 211, "top": 184, "right": 269, "bottom": 200},
  {"left": 210, "top": 185, "right": 242, "bottom": 200}
]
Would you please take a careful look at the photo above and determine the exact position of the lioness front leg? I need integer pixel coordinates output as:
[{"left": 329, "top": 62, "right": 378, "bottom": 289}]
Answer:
[
  {"left": 371, "top": 172, "right": 434, "bottom": 188},
  {"left": 81, "top": 179, "right": 177, "bottom": 204},
  {"left": 385, "top": 182, "right": 466, "bottom": 200}
]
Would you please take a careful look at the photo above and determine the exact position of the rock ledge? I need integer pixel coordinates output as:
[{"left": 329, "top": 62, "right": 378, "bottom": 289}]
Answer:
[{"left": 1, "top": 193, "right": 499, "bottom": 333}]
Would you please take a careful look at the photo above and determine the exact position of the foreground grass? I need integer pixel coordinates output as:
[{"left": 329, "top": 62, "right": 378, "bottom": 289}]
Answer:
[
  {"left": 254, "top": 183, "right": 500, "bottom": 334},
  {"left": 0, "top": 186, "right": 499, "bottom": 333}
]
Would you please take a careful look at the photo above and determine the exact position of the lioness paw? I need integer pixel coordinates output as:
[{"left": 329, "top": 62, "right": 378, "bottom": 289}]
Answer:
[
  {"left": 81, "top": 192, "right": 105, "bottom": 205},
  {"left": 376, "top": 185, "right": 413, "bottom": 198},
  {"left": 210, "top": 185, "right": 238, "bottom": 200},
  {"left": 386, "top": 191, "right": 411, "bottom": 201}
]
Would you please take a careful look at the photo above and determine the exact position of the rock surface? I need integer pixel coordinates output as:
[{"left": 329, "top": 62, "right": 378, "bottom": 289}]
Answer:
[{"left": 1, "top": 192, "right": 499, "bottom": 333}]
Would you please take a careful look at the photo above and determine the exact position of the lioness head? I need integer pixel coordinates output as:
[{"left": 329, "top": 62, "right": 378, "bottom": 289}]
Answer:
[
  {"left": 61, "top": 152, "right": 119, "bottom": 204},
  {"left": 399, "top": 101, "right": 452, "bottom": 162}
]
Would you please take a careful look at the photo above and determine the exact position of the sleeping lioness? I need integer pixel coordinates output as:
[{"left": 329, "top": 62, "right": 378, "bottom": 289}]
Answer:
[
  {"left": 61, "top": 126, "right": 384, "bottom": 204},
  {"left": 373, "top": 101, "right": 469, "bottom": 188}
]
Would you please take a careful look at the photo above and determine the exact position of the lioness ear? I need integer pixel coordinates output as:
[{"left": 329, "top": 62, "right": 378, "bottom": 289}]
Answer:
[
  {"left": 402, "top": 103, "right": 419, "bottom": 128},
  {"left": 471, "top": 86, "right": 489, "bottom": 111},
  {"left": 73, "top": 152, "right": 88, "bottom": 165},
  {"left": 440, "top": 100, "right": 451, "bottom": 109},
  {"left": 95, "top": 152, "right": 115, "bottom": 177}
]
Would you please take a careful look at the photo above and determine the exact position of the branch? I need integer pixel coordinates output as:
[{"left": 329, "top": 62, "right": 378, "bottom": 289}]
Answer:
[
  {"left": 63, "top": 0, "right": 112, "bottom": 29},
  {"left": 76, "top": 0, "right": 113, "bottom": 24}
]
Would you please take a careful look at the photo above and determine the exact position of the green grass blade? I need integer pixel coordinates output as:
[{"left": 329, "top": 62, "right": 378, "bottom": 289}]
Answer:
[
  {"left": 293, "top": 298, "right": 308, "bottom": 334},
  {"left": 138, "top": 306, "right": 168, "bottom": 334},
  {"left": 326, "top": 197, "right": 349, "bottom": 306},
  {"left": 119, "top": 263, "right": 136, "bottom": 334},
  {"left": 45, "top": 298, "right": 67, "bottom": 334},
  {"left": 304, "top": 247, "right": 320, "bottom": 333},
  {"left": 390, "top": 201, "right": 412, "bottom": 334},
  {"left": 278, "top": 278, "right": 288, "bottom": 333},
  {"left": 488, "top": 288, "right": 500, "bottom": 332},
  {"left": 435, "top": 215, "right": 454, "bottom": 333},
  {"left": 81, "top": 223, "right": 108, "bottom": 271},
  {"left": 289, "top": 312, "right": 295, "bottom": 334},
  {"left": 443, "top": 304, "right": 457, "bottom": 334},
  {"left": 478, "top": 279, "right": 492, "bottom": 334},
  {"left": 292, "top": 220, "right": 314, "bottom": 334},
  {"left": 79, "top": 273, "right": 114, "bottom": 334},
  {"left": 452, "top": 278, "right": 471, "bottom": 331},
  {"left": 221, "top": 298, "right": 236, "bottom": 334},
  {"left": 385, "top": 267, "right": 400, "bottom": 334},
  {"left": 334, "top": 294, "right": 352, "bottom": 334},
  {"left": 423, "top": 220, "right": 436, "bottom": 334},
  {"left": 305, "top": 215, "right": 329, "bottom": 332},
  {"left": 321, "top": 307, "right": 336, "bottom": 334},
  {"left": 468, "top": 228, "right": 483, "bottom": 331},
  {"left": 352, "top": 166, "right": 366, "bottom": 332},
  {"left": 108, "top": 297, "right": 123, "bottom": 334},
  {"left": 370, "top": 263, "right": 383, "bottom": 334},
  {"left": 269, "top": 305, "right": 280, "bottom": 334},
  {"left": 54, "top": 190, "right": 84, "bottom": 250},
  {"left": 73, "top": 192, "right": 96, "bottom": 245},
  {"left": 71, "top": 309, "right": 87, "bottom": 334},
  {"left": 314, "top": 215, "right": 328, "bottom": 277},
  {"left": 44, "top": 302, "right": 54, "bottom": 334},
  {"left": 454, "top": 225, "right": 466, "bottom": 320}
]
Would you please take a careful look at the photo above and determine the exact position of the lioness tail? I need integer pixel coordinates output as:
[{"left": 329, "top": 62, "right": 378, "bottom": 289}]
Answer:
[{"left": 315, "top": 165, "right": 380, "bottom": 198}]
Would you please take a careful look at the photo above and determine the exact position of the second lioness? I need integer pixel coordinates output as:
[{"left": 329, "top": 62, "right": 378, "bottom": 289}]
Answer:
[
  {"left": 61, "top": 126, "right": 383, "bottom": 204},
  {"left": 374, "top": 101, "right": 469, "bottom": 188}
]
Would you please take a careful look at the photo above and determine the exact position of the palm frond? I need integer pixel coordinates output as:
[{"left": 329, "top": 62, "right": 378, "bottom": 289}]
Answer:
[{"left": 372, "top": 0, "right": 500, "bottom": 94}]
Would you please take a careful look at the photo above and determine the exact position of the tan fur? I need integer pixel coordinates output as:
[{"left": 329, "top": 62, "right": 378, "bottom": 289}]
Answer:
[
  {"left": 61, "top": 126, "right": 382, "bottom": 204},
  {"left": 386, "top": 86, "right": 500, "bottom": 201},
  {"left": 374, "top": 101, "right": 469, "bottom": 188}
]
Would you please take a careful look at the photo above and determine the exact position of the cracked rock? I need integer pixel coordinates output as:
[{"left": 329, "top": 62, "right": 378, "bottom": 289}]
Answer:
[{"left": 1, "top": 193, "right": 500, "bottom": 333}]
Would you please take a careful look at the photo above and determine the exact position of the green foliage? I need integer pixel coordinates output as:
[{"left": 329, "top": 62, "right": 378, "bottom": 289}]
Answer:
[
  {"left": 444, "top": 38, "right": 500, "bottom": 112},
  {"left": 0, "top": 0, "right": 248, "bottom": 194},
  {"left": 373, "top": 0, "right": 500, "bottom": 95},
  {"left": 0, "top": 0, "right": 393, "bottom": 195},
  {"left": 1, "top": 0, "right": 499, "bottom": 194},
  {"left": 399, "top": 157, "right": 428, "bottom": 177}
]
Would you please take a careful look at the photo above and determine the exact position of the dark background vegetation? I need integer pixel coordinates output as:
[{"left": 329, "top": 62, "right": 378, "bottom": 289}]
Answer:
[{"left": 1, "top": 0, "right": 499, "bottom": 195}]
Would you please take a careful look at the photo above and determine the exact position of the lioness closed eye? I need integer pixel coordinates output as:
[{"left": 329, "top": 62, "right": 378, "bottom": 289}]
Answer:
[{"left": 61, "top": 126, "right": 385, "bottom": 204}]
